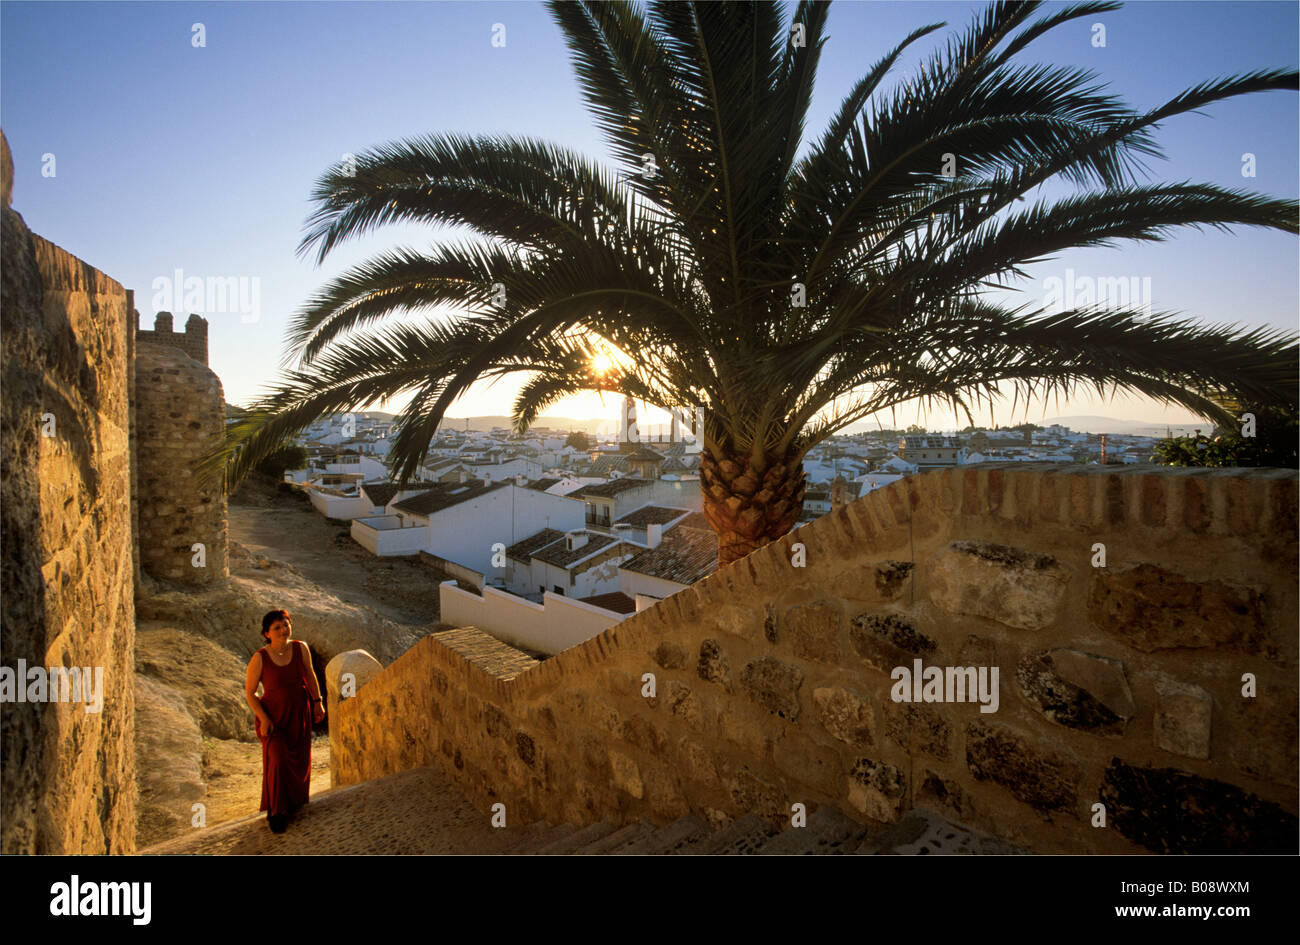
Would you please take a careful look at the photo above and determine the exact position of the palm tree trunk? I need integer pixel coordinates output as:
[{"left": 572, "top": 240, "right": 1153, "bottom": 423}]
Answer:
[{"left": 698, "top": 447, "right": 807, "bottom": 567}]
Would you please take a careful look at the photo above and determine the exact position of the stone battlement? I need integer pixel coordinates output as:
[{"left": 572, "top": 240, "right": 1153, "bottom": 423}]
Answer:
[{"left": 136, "top": 311, "right": 208, "bottom": 366}]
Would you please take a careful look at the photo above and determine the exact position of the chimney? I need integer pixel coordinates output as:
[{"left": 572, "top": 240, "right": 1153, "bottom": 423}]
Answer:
[
  {"left": 458, "top": 469, "right": 467, "bottom": 484},
  {"left": 565, "top": 531, "right": 589, "bottom": 551},
  {"left": 646, "top": 522, "right": 663, "bottom": 548}
]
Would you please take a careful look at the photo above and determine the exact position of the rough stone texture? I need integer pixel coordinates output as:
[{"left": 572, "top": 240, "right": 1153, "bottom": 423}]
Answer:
[
  {"left": 782, "top": 600, "right": 843, "bottom": 663},
  {"left": 2, "top": 184, "right": 137, "bottom": 854},
  {"left": 135, "top": 623, "right": 255, "bottom": 740},
  {"left": 1089, "top": 564, "right": 1265, "bottom": 654},
  {"left": 664, "top": 680, "right": 704, "bottom": 727},
  {"left": 831, "top": 560, "right": 914, "bottom": 602},
  {"left": 1017, "top": 648, "right": 1135, "bottom": 735},
  {"left": 1100, "top": 759, "right": 1297, "bottom": 854},
  {"left": 882, "top": 702, "right": 951, "bottom": 759},
  {"left": 696, "top": 638, "right": 732, "bottom": 690},
  {"left": 929, "top": 540, "right": 1070, "bottom": 630},
  {"left": 1226, "top": 688, "right": 1298, "bottom": 787},
  {"left": 651, "top": 641, "right": 687, "bottom": 670},
  {"left": 813, "top": 686, "right": 875, "bottom": 749},
  {"left": 1152, "top": 675, "right": 1212, "bottom": 759},
  {"left": 847, "top": 757, "right": 906, "bottom": 821},
  {"left": 849, "top": 612, "right": 936, "bottom": 674},
  {"left": 134, "top": 340, "right": 228, "bottom": 584},
  {"left": 740, "top": 657, "right": 804, "bottom": 720},
  {"left": 966, "top": 721, "right": 1080, "bottom": 814},
  {"left": 133, "top": 674, "right": 206, "bottom": 847},
  {"left": 917, "top": 770, "right": 975, "bottom": 822}
]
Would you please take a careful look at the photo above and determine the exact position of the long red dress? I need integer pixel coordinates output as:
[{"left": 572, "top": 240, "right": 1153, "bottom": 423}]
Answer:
[{"left": 256, "top": 642, "right": 313, "bottom": 817}]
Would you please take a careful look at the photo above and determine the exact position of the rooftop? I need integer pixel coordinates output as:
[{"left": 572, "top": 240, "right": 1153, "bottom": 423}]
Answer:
[
  {"left": 620, "top": 526, "right": 718, "bottom": 586},
  {"left": 391, "top": 480, "right": 508, "bottom": 517},
  {"left": 901, "top": 436, "right": 960, "bottom": 450},
  {"left": 576, "top": 591, "right": 637, "bottom": 615},
  {"left": 506, "top": 528, "right": 566, "bottom": 561},
  {"left": 531, "top": 532, "right": 622, "bottom": 568},
  {"left": 615, "top": 504, "right": 692, "bottom": 528},
  {"left": 572, "top": 478, "right": 653, "bottom": 500},
  {"left": 360, "top": 482, "right": 401, "bottom": 507}
]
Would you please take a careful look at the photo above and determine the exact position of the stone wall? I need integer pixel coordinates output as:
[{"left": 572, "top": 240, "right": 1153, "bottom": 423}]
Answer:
[
  {"left": 136, "top": 311, "right": 208, "bottom": 366},
  {"left": 1, "top": 132, "right": 138, "bottom": 853},
  {"left": 332, "top": 464, "right": 1298, "bottom": 854},
  {"left": 132, "top": 338, "right": 228, "bottom": 584}
]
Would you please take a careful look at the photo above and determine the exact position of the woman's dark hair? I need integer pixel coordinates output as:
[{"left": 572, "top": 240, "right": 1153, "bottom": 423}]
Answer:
[{"left": 261, "top": 609, "right": 292, "bottom": 639}]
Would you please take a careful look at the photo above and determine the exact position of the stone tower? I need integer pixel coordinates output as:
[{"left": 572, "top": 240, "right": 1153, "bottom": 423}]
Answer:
[{"left": 132, "top": 312, "right": 228, "bottom": 584}]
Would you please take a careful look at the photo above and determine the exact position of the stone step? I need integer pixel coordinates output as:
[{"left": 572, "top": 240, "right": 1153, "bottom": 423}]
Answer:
[
  {"left": 533, "top": 821, "right": 619, "bottom": 855},
  {"left": 577, "top": 821, "right": 657, "bottom": 855},
  {"left": 855, "top": 809, "right": 1031, "bottom": 855},
  {"left": 684, "top": 814, "right": 779, "bottom": 855},
  {"left": 615, "top": 814, "right": 709, "bottom": 855},
  {"left": 758, "top": 806, "right": 869, "bottom": 855},
  {"left": 511, "top": 822, "right": 581, "bottom": 854}
]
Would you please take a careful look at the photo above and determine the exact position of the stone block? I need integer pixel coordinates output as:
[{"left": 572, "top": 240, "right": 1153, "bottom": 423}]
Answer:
[
  {"left": 813, "top": 686, "right": 876, "bottom": 749},
  {"left": 608, "top": 749, "right": 644, "bottom": 799},
  {"left": 1016, "top": 649, "right": 1135, "bottom": 735},
  {"left": 621, "top": 715, "right": 670, "bottom": 754},
  {"left": 665, "top": 679, "right": 704, "bottom": 728},
  {"left": 1088, "top": 564, "right": 1264, "bottom": 653},
  {"left": 847, "top": 757, "right": 906, "bottom": 821},
  {"left": 929, "top": 540, "right": 1071, "bottom": 631},
  {"left": 917, "top": 770, "right": 974, "bottom": 822},
  {"left": 965, "top": 721, "right": 1080, "bottom": 814},
  {"left": 696, "top": 638, "right": 732, "bottom": 690},
  {"left": 831, "top": 560, "right": 914, "bottom": 602},
  {"left": 740, "top": 656, "right": 804, "bottom": 720},
  {"left": 1152, "top": 675, "right": 1212, "bottom": 759},
  {"left": 849, "top": 612, "right": 936, "bottom": 674},
  {"left": 882, "top": 702, "right": 951, "bottom": 759},
  {"left": 722, "top": 766, "right": 783, "bottom": 820},
  {"left": 782, "top": 600, "right": 844, "bottom": 663},
  {"left": 1099, "top": 760, "right": 1297, "bottom": 854},
  {"left": 651, "top": 641, "right": 687, "bottom": 670},
  {"left": 676, "top": 738, "right": 720, "bottom": 788}
]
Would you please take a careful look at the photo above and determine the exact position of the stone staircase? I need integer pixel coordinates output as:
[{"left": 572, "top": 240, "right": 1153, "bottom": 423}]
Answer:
[
  {"left": 143, "top": 763, "right": 1028, "bottom": 855},
  {"left": 509, "top": 805, "right": 1029, "bottom": 855}
]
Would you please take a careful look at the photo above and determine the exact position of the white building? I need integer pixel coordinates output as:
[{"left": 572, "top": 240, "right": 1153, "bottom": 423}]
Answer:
[{"left": 350, "top": 481, "right": 583, "bottom": 572}]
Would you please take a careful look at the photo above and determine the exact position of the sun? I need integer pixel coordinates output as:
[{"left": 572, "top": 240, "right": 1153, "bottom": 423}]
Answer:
[{"left": 590, "top": 351, "right": 616, "bottom": 376}]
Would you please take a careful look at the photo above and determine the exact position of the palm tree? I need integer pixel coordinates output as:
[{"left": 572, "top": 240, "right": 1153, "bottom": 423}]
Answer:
[{"left": 211, "top": 0, "right": 1298, "bottom": 567}]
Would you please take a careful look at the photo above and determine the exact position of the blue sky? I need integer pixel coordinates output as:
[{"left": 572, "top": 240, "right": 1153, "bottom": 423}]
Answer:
[{"left": 3, "top": 0, "right": 1296, "bottom": 434}]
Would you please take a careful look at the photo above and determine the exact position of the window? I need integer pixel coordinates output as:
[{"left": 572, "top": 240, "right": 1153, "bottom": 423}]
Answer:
[{"left": 553, "top": 585, "right": 564, "bottom": 596}]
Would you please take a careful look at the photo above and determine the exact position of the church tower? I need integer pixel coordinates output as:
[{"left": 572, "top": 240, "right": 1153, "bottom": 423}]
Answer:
[{"left": 619, "top": 395, "right": 639, "bottom": 452}]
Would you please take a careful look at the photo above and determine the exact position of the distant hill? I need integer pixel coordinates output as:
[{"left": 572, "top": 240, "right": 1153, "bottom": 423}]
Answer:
[
  {"left": 437, "top": 415, "right": 615, "bottom": 435},
  {"left": 1039, "top": 416, "right": 1205, "bottom": 437}
]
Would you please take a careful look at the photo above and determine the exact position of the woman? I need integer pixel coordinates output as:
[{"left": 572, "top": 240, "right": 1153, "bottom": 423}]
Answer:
[{"left": 244, "top": 609, "right": 325, "bottom": 834}]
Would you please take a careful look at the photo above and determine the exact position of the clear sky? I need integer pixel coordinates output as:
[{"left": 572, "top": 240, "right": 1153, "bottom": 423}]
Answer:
[{"left": 3, "top": 0, "right": 1296, "bottom": 435}]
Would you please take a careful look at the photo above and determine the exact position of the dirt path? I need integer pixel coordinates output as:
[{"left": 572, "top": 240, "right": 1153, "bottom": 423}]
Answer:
[{"left": 228, "top": 483, "right": 451, "bottom": 629}]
